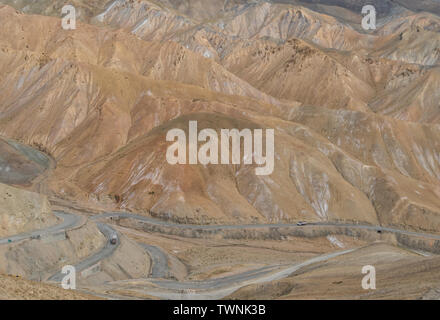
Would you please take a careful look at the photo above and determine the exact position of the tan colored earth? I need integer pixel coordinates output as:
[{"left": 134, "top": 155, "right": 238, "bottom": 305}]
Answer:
[
  {"left": 0, "top": 183, "right": 55, "bottom": 237},
  {"left": 0, "top": 273, "right": 97, "bottom": 299},
  {"left": 0, "top": 0, "right": 440, "bottom": 300}
]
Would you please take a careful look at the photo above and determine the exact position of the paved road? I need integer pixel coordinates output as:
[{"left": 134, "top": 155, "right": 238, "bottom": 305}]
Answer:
[
  {"left": 48, "top": 223, "right": 119, "bottom": 282},
  {"left": 0, "top": 205, "right": 120, "bottom": 283},
  {"left": 0, "top": 211, "right": 81, "bottom": 245},
  {"left": 4, "top": 134, "right": 439, "bottom": 299},
  {"left": 4, "top": 209, "right": 437, "bottom": 248},
  {"left": 5, "top": 207, "right": 435, "bottom": 297},
  {"left": 94, "top": 212, "right": 440, "bottom": 241},
  {"left": 150, "top": 264, "right": 282, "bottom": 291},
  {"left": 138, "top": 243, "right": 171, "bottom": 279},
  {"left": 3, "top": 205, "right": 439, "bottom": 298},
  {"left": 124, "top": 248, "right": 356, "bottom": 300},
  {"left": 314, "top": 222, "right": 440, "bottom": 240},
  {"left": 0, "top": 137, "right": 52, "bottom": 186}
]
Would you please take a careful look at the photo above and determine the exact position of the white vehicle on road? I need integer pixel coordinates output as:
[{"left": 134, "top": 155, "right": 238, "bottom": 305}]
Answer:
[{"left": 110, "top": 234, "right": 118, "bottom": 245}]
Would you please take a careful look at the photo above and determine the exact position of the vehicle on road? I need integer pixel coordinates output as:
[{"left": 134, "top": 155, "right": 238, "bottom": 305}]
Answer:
[
  {"left": 110, "top": 234, "right": 118, "bottom": 245},
  {"left": 296, "top": 221, "right": 307, "bottom": 226}
]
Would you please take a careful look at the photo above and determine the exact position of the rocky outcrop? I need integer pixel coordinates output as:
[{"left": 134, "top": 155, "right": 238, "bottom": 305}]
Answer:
[{"left": 0, "top": 183, "right": 55, "bottom": 237}]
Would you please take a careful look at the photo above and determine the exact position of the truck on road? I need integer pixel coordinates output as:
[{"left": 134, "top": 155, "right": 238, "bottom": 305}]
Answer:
[{"left": 110, "top": 234, "right": 118, "bottom": 245}]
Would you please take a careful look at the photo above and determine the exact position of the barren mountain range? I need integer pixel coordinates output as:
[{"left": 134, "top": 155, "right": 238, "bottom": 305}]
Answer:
[{"left": 0, "top": 0, "right": 440, "bottom": 300}]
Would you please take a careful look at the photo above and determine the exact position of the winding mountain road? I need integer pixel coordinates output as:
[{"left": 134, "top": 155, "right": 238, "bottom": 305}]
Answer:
[
  {"left": 116, "top": 248, "right": 356, "bottom": 300},
  {"left": 3, "top": 209, "right": 439, "bottom": 249},
  {"left": 48, "top": 223, "right": 120, "bottom": 282},
  {"left": 138, "top": 243, "right": 171, "bottom": 279},
  {"left": 0, "top": 211, "right": 81, "bottom": 245},
  {"left": 93, "top": 211, "right": 440, "bottom": 241},
  {"left": 84, "top": 211, "right": 440, "bottom": 299},
  {"left": 2, "top": 205, "right": 440, "bottom": 299}
]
